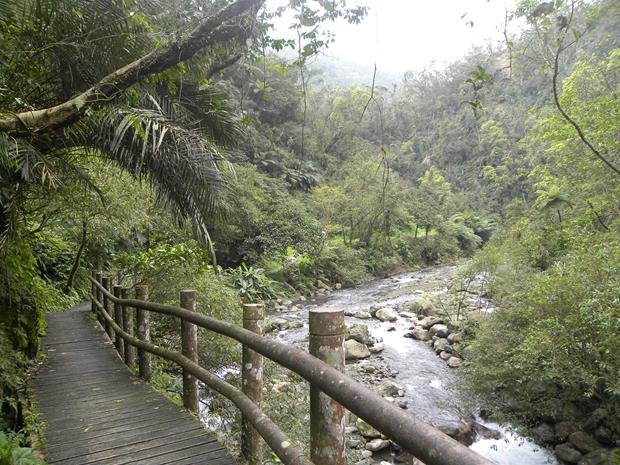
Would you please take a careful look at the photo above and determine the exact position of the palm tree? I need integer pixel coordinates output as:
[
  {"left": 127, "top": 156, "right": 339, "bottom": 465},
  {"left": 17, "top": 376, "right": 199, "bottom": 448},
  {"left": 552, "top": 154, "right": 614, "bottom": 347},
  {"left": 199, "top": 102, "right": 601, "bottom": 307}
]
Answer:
[{"left": 0, "top": 0, "right": 262, "bottom": 248}]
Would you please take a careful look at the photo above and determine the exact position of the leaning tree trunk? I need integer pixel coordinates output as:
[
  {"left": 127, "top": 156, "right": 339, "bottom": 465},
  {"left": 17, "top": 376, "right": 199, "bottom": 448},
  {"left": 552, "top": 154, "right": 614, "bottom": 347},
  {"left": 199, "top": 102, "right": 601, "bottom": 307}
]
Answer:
[{"left": 65, "top": 220, "right": 87, "bottom": 293}]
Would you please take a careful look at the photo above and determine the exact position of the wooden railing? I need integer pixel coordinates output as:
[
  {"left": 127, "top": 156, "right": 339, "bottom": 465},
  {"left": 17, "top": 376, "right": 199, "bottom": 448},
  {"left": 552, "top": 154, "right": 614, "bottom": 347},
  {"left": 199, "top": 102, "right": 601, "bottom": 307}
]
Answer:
[{"left": 90, "top": 271, "right": 493, "bottom": 465}]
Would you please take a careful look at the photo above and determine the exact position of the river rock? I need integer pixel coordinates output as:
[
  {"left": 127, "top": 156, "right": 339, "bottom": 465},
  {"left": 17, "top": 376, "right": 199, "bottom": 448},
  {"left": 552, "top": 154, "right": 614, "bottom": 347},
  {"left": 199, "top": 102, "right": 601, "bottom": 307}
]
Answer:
[
  {"left": 346, "top": 324, "right": 370, "bottom": 344},
  {"left": 264, "top": 317, "right": 289, "bottom": 333},
  {"left": 335, "top": 283, "right": 342, "bottom": 289},
  {"left": 409, "top": 298, "right": 435, "bottom": 316},
  {"left": 570, "top": 432, "right": 603, "bottom": 453},
  {"left": 347, "top": 438, "right": 364, "bottom": 449},
  {"left": 447, "top": 332, "right": 463, "bottom": 343},
  {"left": 376, "top": 380, "right": 404, "bottom": 397},
  {"left": 287, "top": 320, "right": 304, "bottom": 329},
  {"left": 584, "top": 409, "right": 606, "bottom": 433},
  {"left": 461, "top": 346, "right": 472, "bottom": 360},
  {"left": 594, "top": 426, "right": 614, "bottom": 445},
  {"left": 397, "top": 400, "right": 408, "bottom": 409},
  {"left": 433, "top": 338, "right": 450, "bottom": 353},
  {"left": 369, "top": 343, "right": 384, "bottom": 353},
  {"left": 429, "top": 324, "right": 449, "bottom": 338},
  {"left": 409, "top": 328, "right": 429, "bottom": 341},
  {"left": 365, "top": 439, "right": 390, "bottom": 452},
  {"left": 356, "top": 418, "right": 381, "bottom": 438},
  {"left": 399, "top": 311, "right": 417, "bottom": 319},
  {"left": 533, "top": 422, "right": 556, "bottom": 444},
  {"left": 555, "top": 443, "right": 583, "bottom": 464},
  {"left": 420, "top": 316, "right": 443, "bottom": 329},
  {"left": 439, "top": 351, "right": 452, "bottom": 361},
  {"left": 375, "top": 307, "right": 399, "bottom": 322},
  {"left": 354, "top": 311, "right": 372, "bottom": 320},
  {"left": 447, "top": 356, "right": 462, "bottom": 368},
  {"left": 345, "top": 340, "right": 371, "bottom": 360},
  {"left": 578, "top": 448, "right": 619, "bottom": 465},
  {"left": 473, "top": 422, "right": 502, "bottom": 440},
  {"left": 555, "top": 421, "right": 579, "bottom": 442}
]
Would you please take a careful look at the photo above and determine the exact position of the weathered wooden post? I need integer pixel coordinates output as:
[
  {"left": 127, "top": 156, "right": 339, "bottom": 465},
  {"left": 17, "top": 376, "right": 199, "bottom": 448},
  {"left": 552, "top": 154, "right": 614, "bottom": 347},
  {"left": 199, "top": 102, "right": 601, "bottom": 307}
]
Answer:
[
  {"left": 113, "top": 285, "right": 124, "bottom": 358},
  {"left": 241, "top": 303, "right": 264, "bottom": 465},
  {"left": 95, "top": 272, "right": 103, "bottom": 325},
  {"left": 121, "top": 287, "right": 135, "bottom": 369},
  {"left": 102, "top": 277, "right": 114, "bottom": 341},
  {"left": 309, "top": 309, "right": 346, "bottom": 465},
  {"left": 180, "top": 290, "right": 199, "bottom": 414},
  {"left": 135, "top": 285, "right": 151, "bottom": 381}
]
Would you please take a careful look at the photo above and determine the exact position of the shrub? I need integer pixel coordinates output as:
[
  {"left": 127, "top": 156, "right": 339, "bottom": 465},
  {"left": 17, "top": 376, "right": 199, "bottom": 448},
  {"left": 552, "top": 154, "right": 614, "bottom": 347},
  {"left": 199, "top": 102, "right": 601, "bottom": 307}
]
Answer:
[{"left": 463, "top": 231, "right": 620, "bottom": 438}]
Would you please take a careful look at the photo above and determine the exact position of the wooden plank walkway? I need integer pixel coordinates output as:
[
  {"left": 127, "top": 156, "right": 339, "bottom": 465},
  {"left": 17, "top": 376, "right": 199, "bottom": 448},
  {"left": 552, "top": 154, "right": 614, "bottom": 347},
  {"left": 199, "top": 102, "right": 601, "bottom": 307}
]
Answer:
[{"left": 30, "top": 304, "right": 237, "bottom": 465}]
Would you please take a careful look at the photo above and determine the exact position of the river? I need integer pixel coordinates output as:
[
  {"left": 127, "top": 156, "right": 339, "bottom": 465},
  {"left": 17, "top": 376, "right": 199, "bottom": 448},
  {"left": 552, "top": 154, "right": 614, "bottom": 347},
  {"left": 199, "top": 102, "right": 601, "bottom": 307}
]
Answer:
[{"left": 270, "top": 265, "right": 559, "bottom": 465}]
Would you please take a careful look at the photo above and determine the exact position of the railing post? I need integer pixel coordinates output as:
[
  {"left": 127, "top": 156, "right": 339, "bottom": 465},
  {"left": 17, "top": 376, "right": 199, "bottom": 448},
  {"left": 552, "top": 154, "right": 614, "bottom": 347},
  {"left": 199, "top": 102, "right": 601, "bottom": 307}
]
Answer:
[
  {"left": 180, "top": 290, "right": 199, "bottom": 414},
  {"left": 121, "top": 287, "right": 135, "bottom": 369},
  {"left": 135, "top": 285, "right": 151, "bottom": 381},
  {"left": 95, "top": 272, "right": 103, "bottom": 325},
  {"left": 113, "top": 285, "right": 124, "bottom": 358},
  {"left": 102, "top": 277, "right": 114, "bottom": 341},
  {"left": 309, "top": 309, "right": 346, "bottom": 465},
  {"left": 241, "top": 303, "right": 264, "bottom": 465}
]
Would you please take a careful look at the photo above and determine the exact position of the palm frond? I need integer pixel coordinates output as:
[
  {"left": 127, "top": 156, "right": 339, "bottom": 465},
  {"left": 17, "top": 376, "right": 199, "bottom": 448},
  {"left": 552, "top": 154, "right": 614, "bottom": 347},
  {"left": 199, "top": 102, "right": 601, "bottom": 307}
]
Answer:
[{"left": 66, "top": 93, "right": 238, "bottom": 250}]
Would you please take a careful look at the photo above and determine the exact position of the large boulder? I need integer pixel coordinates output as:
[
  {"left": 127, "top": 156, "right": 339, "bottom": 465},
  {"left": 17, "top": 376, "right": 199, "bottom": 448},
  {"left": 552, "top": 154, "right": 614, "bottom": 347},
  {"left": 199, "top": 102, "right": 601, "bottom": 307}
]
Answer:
[
  {"left": 346, "top": 324, "right": 370, "bottom": 345},
  {"left": 555, "top": 443, "right": 582, "bottom": 464},
  {"left": 375, "top": 307, "right": 399, "bottom": 322},
  {"left": 570, "top": 432, "right": 603, "bottom": 454},
  {"left": 345, "top": 340, "right": 371, "bottom": 360},
  {"left": 429, "top": 323, "right": 449, "bottom": 338},
  {"left": 447, "top": 356, "right": 463, "bottom": 368},
  {"left": 353, "top": 311, "right": 372, "bottom": 320}
]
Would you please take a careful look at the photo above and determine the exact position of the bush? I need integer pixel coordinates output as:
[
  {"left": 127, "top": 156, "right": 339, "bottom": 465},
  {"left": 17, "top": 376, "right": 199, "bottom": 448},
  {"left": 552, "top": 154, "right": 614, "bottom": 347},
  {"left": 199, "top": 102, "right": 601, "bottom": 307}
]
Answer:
[
  {"left": 0, "top": 432, "right": 44, "bottom": 465},
  {"left": 463, "top": 231, "right": 620, "bottom": 438}
]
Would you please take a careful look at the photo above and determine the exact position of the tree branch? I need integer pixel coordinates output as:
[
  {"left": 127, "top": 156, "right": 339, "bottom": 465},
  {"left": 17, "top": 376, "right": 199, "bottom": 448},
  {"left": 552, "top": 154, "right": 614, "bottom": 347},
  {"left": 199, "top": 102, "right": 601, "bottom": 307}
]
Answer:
[
  {"left": 0, "top": 0, "right": 264, "bottom": 137},
  {"left": 551, "top": 32, "right": 620, "bottom": 176}
]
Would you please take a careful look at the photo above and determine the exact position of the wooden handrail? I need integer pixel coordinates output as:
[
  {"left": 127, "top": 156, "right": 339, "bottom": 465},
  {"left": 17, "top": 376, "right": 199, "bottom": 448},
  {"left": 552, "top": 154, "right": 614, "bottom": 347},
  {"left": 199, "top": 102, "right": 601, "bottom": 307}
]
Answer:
[
  {"left": 90, "top": 275, "right": 494, "bottom": 465},
  {"left": 91, "top": 294, "right": 313, "bottom": 465}
]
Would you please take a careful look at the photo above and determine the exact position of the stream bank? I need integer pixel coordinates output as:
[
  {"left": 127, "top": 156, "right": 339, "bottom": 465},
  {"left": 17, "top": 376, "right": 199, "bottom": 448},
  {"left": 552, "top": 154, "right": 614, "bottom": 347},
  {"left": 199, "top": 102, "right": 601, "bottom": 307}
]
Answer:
[{"left": 267, "top": 265, "right": 560, "bottom": 465}]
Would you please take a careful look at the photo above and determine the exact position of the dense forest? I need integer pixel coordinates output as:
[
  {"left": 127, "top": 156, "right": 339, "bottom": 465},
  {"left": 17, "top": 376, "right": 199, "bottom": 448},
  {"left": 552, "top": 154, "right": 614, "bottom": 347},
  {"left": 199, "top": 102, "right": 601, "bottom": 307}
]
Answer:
[{"left": 0, "top": 0, "right": 618, "bottom": 464}]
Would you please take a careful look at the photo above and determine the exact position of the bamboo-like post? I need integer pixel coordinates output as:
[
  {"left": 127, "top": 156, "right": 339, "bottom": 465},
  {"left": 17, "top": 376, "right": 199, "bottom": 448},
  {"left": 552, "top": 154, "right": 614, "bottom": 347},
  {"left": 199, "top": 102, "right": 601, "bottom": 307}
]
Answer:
[
  {"left": 95, "top": 272, "right": 103, "bottom": 326},
  {"left": 102, "top": 277, "right": 114, "bottom": 341},
  {"left": 113, "top": 285, "right": 124, "bottom": 358},
  {"left": 135, "top": 285, "right": 151, "bottom": 381},
  {"left": 309, "top": 309, "right": 346, "bottom": 465},
  {"left": 180, "top": 290, "right": 199, "bottom": 414},
  {"left": 241, "top": 303, "right": 264, "bottom": 465},
  {"left": 121, "top": 287, "right": 135, "bottom": 369}
]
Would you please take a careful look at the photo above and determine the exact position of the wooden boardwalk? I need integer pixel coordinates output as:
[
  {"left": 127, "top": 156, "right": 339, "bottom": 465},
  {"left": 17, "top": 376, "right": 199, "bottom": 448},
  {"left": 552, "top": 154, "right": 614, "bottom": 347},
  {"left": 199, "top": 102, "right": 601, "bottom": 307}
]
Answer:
[{"left": 31, "top": 305, "right": 237, "bottom": 465}]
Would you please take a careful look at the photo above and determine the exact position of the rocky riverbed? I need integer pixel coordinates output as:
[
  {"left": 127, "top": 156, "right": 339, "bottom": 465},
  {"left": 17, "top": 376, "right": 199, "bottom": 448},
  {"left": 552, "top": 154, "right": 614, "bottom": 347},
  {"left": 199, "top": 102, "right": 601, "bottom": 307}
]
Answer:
[{"left": 266, "top": 265, "right": 562, "bottom": 465}]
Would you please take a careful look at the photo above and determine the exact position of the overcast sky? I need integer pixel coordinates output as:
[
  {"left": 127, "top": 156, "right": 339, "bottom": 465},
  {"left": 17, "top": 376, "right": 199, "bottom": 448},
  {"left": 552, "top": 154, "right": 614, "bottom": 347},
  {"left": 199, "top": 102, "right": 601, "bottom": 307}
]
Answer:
[{"left": 268, "top": 0, "right": 517, "bottom": 74}]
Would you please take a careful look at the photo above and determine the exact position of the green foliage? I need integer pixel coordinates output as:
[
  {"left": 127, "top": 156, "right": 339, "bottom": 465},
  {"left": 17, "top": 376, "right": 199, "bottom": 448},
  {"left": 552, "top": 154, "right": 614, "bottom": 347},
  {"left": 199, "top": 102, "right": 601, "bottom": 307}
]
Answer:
[
  {"left": 225, "top": 263, "right": 276, "bottom": 303},
  {"left": 0, "top": 432, "right": 43, "bottom": 465},
  {"left": 465, "top": 233, "right": 620, "bottom": 435}
]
